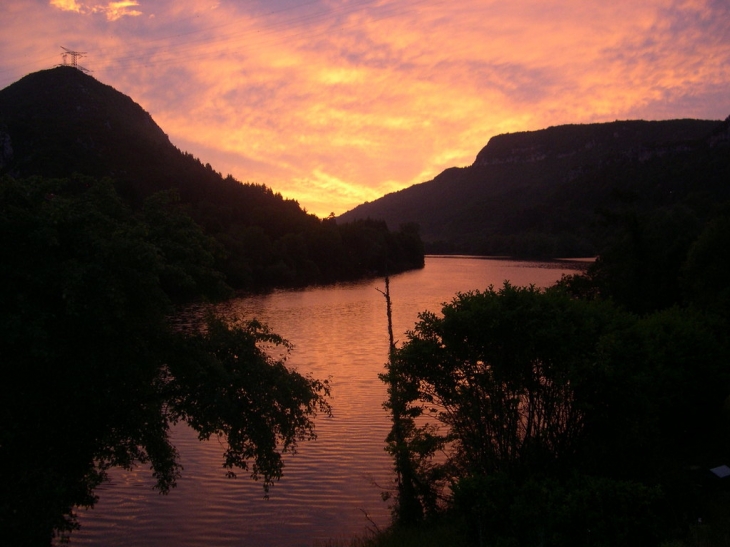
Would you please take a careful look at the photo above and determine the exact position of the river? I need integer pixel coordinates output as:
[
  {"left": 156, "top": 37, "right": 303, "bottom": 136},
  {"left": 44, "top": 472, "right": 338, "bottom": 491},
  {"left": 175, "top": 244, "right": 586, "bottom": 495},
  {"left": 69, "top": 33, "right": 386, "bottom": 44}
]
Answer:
[{"left": 66, "top": 256, "right": 587, "bottom": 547}]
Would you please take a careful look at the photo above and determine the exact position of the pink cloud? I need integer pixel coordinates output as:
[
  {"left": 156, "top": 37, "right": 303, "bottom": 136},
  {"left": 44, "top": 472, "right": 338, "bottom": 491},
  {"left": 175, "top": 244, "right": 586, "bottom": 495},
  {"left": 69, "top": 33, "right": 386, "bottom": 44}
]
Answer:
[
  {"left": 2, "top": 0, "right": 729, "bottom": 216},
  {"left": 50, "top": 0, "right": 142, "bottom": 20}
]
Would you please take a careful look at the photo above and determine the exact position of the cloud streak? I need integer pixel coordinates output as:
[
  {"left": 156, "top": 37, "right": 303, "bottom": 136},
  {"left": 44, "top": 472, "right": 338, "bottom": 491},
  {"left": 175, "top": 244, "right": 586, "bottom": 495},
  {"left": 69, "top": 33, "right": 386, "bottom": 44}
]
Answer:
[
  {"left": 51, "top": 0, "right": 143, "bottom": 20},
  {"left": 1, "top": 0, "right": 729, "bottom": 216}
]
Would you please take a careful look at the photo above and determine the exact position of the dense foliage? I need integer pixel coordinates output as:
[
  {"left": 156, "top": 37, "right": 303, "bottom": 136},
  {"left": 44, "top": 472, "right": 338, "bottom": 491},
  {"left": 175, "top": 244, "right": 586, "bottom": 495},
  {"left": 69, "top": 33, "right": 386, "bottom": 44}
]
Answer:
[
  {"left": 382, "top": 200, "right": 730, "bottom": 545},
  {"left": 0, "top": 175, "right": 330, "bottom": 545}
]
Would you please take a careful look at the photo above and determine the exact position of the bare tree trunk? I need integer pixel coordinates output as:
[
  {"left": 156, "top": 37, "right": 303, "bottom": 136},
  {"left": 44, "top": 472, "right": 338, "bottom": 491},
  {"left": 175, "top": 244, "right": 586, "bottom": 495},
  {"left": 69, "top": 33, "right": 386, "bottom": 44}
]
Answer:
[{"left": 378, "top": 276, "right": 422, "bottom": 525}]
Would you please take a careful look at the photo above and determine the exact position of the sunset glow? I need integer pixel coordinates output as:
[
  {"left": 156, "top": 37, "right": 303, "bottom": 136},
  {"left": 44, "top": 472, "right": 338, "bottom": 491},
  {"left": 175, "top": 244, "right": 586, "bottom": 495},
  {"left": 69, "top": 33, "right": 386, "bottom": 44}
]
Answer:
[
  {"left": 1, "top": 0, "right": 729, "bottom": 217},
  {"left": 50, "top": 0, "right": 142, "bottom": 20}
]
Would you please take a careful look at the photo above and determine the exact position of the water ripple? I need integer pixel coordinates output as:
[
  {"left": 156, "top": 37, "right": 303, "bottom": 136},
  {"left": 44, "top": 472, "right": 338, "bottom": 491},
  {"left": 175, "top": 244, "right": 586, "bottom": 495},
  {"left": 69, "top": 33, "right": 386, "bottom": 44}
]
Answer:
[{"left": 67, "top": 257, "right": 580, "bottom": 546}]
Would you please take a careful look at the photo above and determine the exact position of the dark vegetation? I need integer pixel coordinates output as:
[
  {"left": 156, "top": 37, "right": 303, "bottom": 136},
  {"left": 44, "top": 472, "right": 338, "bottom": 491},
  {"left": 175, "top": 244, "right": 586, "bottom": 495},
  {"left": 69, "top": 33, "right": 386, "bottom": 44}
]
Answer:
[
  {"left": 0, "top": 174, "right": 331, "bottom": 545},
  {"left": 0, "top": 67, "right": 424, "bottom": 289},
  {"left": 3, "top": 66, "right": 730, "bottom": 546},
  {"left": 378, "top": 140, "right": 730, "bottom": 545},
  {"left": 0, "top": 67, "right": 421, "bottom": 545},
  {"left": 340, "top": 117, "right": 730, "bottom": 259}
]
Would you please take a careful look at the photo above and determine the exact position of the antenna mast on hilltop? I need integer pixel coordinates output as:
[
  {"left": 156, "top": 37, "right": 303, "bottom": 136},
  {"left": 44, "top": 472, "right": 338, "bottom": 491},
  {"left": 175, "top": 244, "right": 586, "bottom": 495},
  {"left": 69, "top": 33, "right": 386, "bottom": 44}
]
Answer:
[{"left": 58, "top": 46, "right": 91, "bottom": 73}]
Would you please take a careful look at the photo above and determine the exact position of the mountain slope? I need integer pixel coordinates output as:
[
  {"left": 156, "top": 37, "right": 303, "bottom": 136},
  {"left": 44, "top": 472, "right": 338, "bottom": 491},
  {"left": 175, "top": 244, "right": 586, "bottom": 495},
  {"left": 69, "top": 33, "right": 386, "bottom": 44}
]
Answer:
[
  {"left": 0, "top": 66, "right": 291, "bottom": 211},
  {"left": 0, "top": 67, "right": 424, "bottom": 287},
  {"left": 0, "top": 67, "right": 169, "bottom": 186},
  {"left": 339, "top": 118, "right": 729, "bottom": 257}
]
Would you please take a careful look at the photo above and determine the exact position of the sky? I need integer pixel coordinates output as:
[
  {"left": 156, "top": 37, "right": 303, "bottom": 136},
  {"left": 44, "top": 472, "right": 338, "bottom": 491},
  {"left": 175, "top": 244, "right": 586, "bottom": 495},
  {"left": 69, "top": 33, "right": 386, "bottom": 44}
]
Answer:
[{"left": 1, "top": 1, "right": 729, "bottom": 217}]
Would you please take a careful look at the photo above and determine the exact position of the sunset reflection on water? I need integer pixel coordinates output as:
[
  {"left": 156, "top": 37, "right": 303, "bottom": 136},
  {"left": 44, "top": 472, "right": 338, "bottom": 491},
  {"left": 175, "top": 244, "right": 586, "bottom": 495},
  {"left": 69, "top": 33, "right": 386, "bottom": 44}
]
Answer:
[{"left": 69, "top": 257, "right": 583, "bottom": 547}]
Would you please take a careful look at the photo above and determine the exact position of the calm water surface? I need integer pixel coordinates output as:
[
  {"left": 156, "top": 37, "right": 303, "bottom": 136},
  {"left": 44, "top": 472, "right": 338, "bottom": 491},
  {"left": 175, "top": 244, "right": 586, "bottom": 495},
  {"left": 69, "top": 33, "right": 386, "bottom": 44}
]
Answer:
[{"left": 68, "top": 257, "right": 585, "bottom": 547}]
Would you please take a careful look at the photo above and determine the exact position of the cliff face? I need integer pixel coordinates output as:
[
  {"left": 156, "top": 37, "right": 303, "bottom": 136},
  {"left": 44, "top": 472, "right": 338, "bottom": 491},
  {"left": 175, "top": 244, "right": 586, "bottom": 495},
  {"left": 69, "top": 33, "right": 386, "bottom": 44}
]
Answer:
[{"left": 473, "top": 119, "right": 719, "bottom": 167}]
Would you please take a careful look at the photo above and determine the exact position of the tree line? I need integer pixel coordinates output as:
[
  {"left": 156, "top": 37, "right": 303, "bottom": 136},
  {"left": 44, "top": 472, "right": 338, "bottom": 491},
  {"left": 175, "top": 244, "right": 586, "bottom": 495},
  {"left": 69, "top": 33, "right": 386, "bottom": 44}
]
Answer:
[{"left": 146, "top": 152, "right": 425, "bottom": 289}]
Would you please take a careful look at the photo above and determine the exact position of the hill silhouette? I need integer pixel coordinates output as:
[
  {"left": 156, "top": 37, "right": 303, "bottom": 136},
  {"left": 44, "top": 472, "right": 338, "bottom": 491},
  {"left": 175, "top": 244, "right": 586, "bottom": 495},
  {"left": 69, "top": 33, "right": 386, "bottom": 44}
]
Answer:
[
  {"left": 339, "top": 117, "right": 730, "bottom": 257},
  {"left": 0, "top": 67, "right": 424, "bottom": 287}
]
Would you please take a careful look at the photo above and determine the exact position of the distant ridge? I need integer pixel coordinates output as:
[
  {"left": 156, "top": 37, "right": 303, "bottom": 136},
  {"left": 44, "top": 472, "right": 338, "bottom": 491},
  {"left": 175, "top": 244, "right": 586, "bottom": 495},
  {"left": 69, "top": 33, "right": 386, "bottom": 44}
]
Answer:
[
  {"left": 339, "top": 117, "right": 730, "bottom": 257},
  {"left": 473, "top": 119, "right": 717, "bottom": 166}
]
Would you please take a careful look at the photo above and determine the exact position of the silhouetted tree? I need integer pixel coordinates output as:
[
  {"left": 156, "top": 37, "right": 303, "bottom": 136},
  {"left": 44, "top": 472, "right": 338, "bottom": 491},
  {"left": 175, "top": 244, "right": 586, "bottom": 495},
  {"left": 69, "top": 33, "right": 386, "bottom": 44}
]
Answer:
[
  {"left": 390, "top": 282, "right": 729, "bottom": 545},
  {"left": 0, "top": 175, "right": 330, "bottom": 545}
]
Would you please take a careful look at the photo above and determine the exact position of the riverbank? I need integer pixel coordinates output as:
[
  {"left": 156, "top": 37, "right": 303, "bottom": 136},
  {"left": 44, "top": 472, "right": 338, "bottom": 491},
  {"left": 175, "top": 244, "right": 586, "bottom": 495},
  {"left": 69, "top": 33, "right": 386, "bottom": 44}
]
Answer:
[{"left": 327, "top": 493, "right": 730, "bottom": 547}]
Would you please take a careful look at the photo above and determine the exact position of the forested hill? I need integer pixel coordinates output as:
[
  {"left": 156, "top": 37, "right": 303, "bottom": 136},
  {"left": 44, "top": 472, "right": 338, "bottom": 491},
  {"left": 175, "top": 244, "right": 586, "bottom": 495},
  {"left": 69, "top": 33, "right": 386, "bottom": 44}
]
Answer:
[
  {"left": 0, "top": 67, "right": 424, "bottom": 290},
  {"left": 339, "top": 117, "right": 730, "bottom": 258}
]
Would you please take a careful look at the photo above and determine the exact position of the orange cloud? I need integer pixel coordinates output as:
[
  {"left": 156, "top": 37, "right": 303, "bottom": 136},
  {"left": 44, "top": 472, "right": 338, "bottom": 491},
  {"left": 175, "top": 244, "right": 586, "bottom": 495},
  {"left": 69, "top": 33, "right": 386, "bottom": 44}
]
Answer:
[
  {"left": 50, "top": 0, "right": 142, "bottom": 20},
  {"left": 136, "top": 0, "right": 729, "bottom": 215},
  {"left": 4, "top": 1, "right": 730, "bottom": 217},
  {"left": 50, "top": 0, "right": 84, "bottom": 13},
  {"left": 101, "top": 1, "right": 143, "bottom": 20}
]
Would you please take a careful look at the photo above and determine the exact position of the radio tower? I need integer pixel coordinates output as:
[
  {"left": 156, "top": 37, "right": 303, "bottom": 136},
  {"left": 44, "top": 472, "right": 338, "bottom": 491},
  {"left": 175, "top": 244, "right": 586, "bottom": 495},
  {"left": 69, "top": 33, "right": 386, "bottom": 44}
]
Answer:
[{"left": 59, "top": 46, "right": 90, "bottom": 73}]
